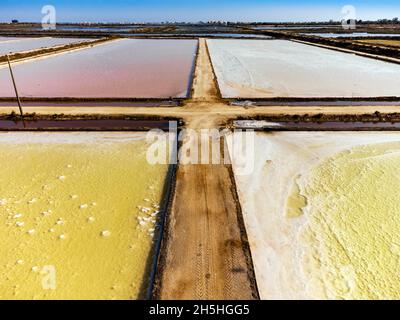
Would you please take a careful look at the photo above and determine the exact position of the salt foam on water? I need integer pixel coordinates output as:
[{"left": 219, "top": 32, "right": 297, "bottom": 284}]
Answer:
[
  {"left": 101, "top": 230, "right": 111, "bottom": 237},
  {"left": 28, "top": 198, "right": 37, "bottom": 204}
]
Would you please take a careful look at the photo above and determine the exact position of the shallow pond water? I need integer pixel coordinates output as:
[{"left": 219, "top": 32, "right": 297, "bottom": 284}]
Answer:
[
  {"left": 0, "top": 39, "right": 198, "bottom": 99},
  {"left": 0, "top": 132, "right": 170, "bottom": 300},
  {"left": 303, "top": 32, "right": 400, "bottom": 38}
]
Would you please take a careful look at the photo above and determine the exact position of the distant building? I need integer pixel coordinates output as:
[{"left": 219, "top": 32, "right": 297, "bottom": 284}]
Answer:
[{"left": 11, "top": 19, "right": 19, "bottom": 23}]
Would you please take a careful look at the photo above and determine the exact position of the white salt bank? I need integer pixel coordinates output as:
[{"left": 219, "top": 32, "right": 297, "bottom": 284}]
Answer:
[{"left": 207, "top": 39, "right": 400, "bottom": 98}]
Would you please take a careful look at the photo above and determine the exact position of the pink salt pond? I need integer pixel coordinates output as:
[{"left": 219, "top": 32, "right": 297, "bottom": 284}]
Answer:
[{"left": 0, "top": 39, "right": 198, "bottom": 99}]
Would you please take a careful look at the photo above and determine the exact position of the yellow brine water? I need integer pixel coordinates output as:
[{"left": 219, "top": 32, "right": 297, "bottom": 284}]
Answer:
[
  {"left": 300, "top": 141, "right": 400, "bottom": 300},
  {"left": 0, "top": 132, "right": 170, "bottom": 300}
]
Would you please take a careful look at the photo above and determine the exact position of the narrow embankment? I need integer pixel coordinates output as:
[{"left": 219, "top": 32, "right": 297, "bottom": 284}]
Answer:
[
  {"left": 189, "top": 38, "right": 221, "bottom": 102},
  {"left": 0, "top": 37, "right": 115, "bottom": 65},
  {"left": 153, "top": 137, "right": 259, "bottom": 300},
  {"left": 152, "top": 37, "right": 259, "bottom": 300}
]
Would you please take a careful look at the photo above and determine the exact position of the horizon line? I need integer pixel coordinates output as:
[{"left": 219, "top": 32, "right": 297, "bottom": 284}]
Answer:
[{"left": 2, "top": 18, "right": 399, "bottom": 24}]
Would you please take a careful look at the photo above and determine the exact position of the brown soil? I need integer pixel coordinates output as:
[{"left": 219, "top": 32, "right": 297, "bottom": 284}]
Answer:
[
  {"left": 153, "top": 161, "right": 258, "bottom": 300},
  {"left": 190, "top": 39, "right": 221, "bottom": 102},
  {"left": 2, "top": 103, "right": 400, "bottom": 133}
]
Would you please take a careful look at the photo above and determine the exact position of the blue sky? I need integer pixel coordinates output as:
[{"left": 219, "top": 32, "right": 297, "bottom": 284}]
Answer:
[{"left": 1, "top": 0, "right": 399, "bottom": 22}]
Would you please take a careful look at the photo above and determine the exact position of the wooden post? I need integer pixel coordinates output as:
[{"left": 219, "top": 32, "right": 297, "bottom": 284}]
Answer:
[{"left": 6, "top": 55, "right": 24, "bottom": 118}]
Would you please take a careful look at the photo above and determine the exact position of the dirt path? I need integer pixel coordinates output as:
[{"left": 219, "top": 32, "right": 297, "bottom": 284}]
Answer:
[
  {"left": 190, "top": 39, "right": 220, "bottom": 102},
  {"left": 153, "top": 38, "right": 258, "bottom": 300},
  {"left": 154, "top": 161, "right": 258, "bottom": 300},
  {"left": 4, "top": 105, "right": 400, "bottom": 129}
]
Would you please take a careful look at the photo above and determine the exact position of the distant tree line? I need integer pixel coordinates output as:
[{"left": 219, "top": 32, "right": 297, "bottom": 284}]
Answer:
[{"left": 374, "top": 17, "right": 399, "bottom": 24}]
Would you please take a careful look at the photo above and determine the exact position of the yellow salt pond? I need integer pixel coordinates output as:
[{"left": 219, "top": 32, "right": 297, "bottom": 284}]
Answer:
[
  {"left": 0, "top": 132, "right": 169, "bottom": 300},
  {"left": 228, "top": 132, "right": 400, "bottom": 300},
  {"left": 301, "top": 141, "right": 400, "bottom": 300}
]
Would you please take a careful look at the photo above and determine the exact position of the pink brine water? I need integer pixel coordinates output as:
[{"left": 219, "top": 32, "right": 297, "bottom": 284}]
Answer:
[{"left": 0, "top": 39, "right": 198, "bottom": 99}]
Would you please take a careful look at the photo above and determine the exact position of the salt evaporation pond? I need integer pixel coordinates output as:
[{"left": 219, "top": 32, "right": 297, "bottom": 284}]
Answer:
[
  {"left": 124, "top": 33, "right": 272, "bottom": 38},
  {"left": 207, "top": 39, "right": 400, "bottom": 98},
  {"left": 195, "top": 33, "right": 271, "bottom": 38},
  {"left": 0, "top": 37, "right": 23, "bottom": 43},
  {"left": 0, "top": 39, "right": 198, "bottom": 98},
  {"left": 303, "top": 32, "right": 400, "bottom": 38},
  {"left": 253, "top": 25, "right": 341, "bottom": 30},
  {"left": 0, "top": 132, "right": 171, "bottom": 300},
  {"left": 228, "top": 131, "right": 400, "bottom": 300},
  {"left": 0, "top": 37, "right": 91, "bottom": 56},
  {"left": 56, "top": 26, "right": 144, "bottom": 32}
]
